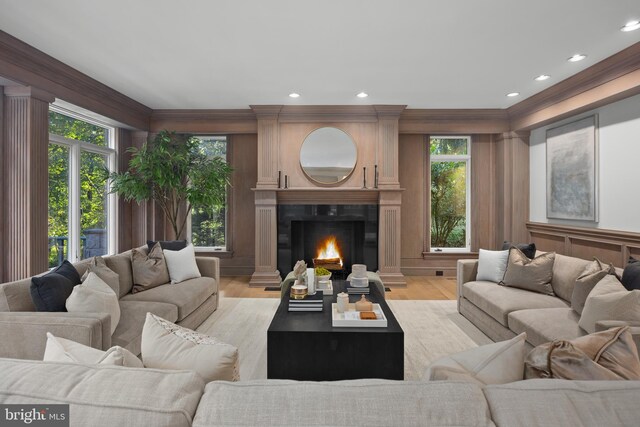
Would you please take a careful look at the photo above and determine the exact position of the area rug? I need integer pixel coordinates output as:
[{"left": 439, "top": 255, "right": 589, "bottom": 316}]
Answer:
[{"left": 197, "top": 297, "right": 491, "bottom": 381}]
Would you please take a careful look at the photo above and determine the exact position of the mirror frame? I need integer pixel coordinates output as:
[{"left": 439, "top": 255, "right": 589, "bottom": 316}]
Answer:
[{"left": 299, "top": 126, "right": 358, "bottom": 186}]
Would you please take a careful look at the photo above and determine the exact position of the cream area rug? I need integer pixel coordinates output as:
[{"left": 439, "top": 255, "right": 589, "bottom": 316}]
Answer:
[{"left": 197, "top": 297, "right": 492, "bottom": 381}]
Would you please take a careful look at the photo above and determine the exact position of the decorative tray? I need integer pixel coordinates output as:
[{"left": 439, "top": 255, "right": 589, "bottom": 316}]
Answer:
[
  {"left": 331, "top": 303, "right": 387, "bottom": 328},
  {"left": 316, "top": 280, "right": 333, "bottom": 295}
]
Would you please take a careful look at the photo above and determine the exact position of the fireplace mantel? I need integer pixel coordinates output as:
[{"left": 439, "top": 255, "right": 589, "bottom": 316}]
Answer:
[{"left": 249, "top": 105, "right": 407, "bottom": 287}]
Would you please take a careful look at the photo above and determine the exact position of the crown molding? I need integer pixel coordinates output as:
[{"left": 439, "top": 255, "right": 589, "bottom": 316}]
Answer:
[
  {"left": 150, "top": 109, "right": 257, "bottom": 133},
  {"left": 399, "top": 109, "right": 510, "bottom": 134}
]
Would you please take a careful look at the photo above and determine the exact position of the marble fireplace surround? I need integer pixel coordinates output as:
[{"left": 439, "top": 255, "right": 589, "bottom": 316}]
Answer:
[{"left": 249, "top": 105, "right": 407, "bottom": 287}]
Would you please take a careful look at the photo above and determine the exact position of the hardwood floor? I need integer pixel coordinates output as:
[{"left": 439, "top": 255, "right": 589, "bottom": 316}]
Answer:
[{"left": 219, "top": 276, "right": 457, "bottom": 300}]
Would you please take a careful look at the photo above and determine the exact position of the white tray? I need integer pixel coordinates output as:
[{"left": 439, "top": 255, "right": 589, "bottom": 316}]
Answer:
[
  {"left": 317, "top": 280, "right": 333, "bottom": 295},
  {"left": 331, "top": 303, "right": 387, "bottom": 328}
]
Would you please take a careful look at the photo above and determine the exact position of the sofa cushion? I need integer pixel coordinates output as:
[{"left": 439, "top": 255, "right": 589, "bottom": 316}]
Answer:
[
  {"left": 193, "top": 379, "right": 493, "bottom": 427},
  {"left": 476, "top": 249, "right": 509, "bottom": 283},
  {"left": 81, "top": 256, "right": 120, "bottom": 296},
  {"left": 112, "top": 300, "right": 178, "bottom": 355},
  {"left": 121, "top": 277, "right": 216, "bottom": 321},
  {"left": 462, "top": 281, "right": 567, "bottom": 326},
  {"left": 579, "top": 275, "right": 640, "bottom": 334},
  {"left": 0, "top": 358, "right": 205, "bottom": 427},
  {"left": 551, "top": 254, "right": 592, "bottom": 302},
  {"left": 622, "top": 256, "right": 640, "bottom": 290},
  {"left": 500, "top": 249, "right": 555, "bottom": 296},
  {"left": 571, "top": 258, "right": 616, "bottom": 315},
  {"left": 502, "top": 241, "right": 536, "bottom": 259},
  {"left": 66, "top": 272, "right": 120, "bottom": 335},
  {"left": 44, "top": 332, "right": 142, "bottom": 368},
  {"left": 104, "top": 251, "right": 135, "bottom": 297},
  {"left": 508, "top": 308, "right": 584, "bottom": 347},
  {"left": 484, "top": 379, "right": 640, "bottom": 427},
  {"left": 132, "top": 243, "right": 170, "bottom": 293}
]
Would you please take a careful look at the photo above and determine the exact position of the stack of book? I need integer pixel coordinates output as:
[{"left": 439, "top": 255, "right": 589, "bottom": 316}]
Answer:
[
  {"left": 288, "top": 292, "right": 324, "bottom": 312},
  {"left": 346, "top": 285, "right": 370, "bottom": 295}
]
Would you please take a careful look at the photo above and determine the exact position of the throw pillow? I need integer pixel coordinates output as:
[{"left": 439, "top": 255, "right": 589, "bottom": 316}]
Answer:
[
  {"left": 571, "top": 258, "right": 616, "bottom": 315},
  {"left": 525, "top": 326, "right": 640, "bottom": 380},
  {"left": 476, "top": 249, "right": 509, "bottom": 283},
  {"left": 500, "top": 249, "right": 556, "bottom": 296},
  {"left": 131, "top": 242, "right": 170, "bottom": 293},
  {"left": 66, "top": 272, "right": 120, "bottom": 335},
  {"left": 141, "top": 313, "right": 239, "bottom": 382},
  {"left": 81, "top": 256, "right": 120, "bottom": 296},
  {"left": 502, "top": 241, "right": 537, "bottom": 259},
  {"left": 621, "top": 257, "right": 640, "bottom": 291},
  {"left": 423, "top": 333, "right": 527, "bottom": 385},
  {"left": 147, "top": 239, "right": 188, "bottom": 252},
  {"left": 163, "top": 244, "right": 201, "bottom": 284},
  {"left": 44, "top": 333, "right": 143, "bottom": 367},
  {"left": 578, "top": 275, "right": 640, "bottom": 334},
  {"left": 30, "top": 261, "right": 81, "bottom": 312}
]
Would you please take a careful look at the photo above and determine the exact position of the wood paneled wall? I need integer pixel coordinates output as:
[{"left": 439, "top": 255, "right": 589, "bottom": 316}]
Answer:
[
  {"left": 0, "top": 86, "right": 4, "bottom": 280},
  {"left": 2, "top": 87, "right": 54, "bottom": 281},
  {"left": 527, "top": 222, "right": 640, "bottom": 268}
]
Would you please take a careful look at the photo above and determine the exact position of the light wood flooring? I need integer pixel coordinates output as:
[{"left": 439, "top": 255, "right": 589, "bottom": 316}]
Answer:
[{"left": 219, "top": 275, "right": 457, "bottom": 300}]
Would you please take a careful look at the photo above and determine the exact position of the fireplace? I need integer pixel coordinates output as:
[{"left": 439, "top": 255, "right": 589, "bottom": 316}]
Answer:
[{"left": 277, "top": 205, "right": 378, "bottom": 278}]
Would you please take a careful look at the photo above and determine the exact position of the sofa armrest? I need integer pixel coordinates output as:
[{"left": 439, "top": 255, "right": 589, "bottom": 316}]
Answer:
[
  {"left": 595, "top": 320, "right": 640, "bottom": 355},
  {"left": 456, "top": 259, "right": 479, "bottom": 310},
  {"left": 196, "top": 257, "right": 220, "bottom": 285},
  {"left": 0, "top": 312, "right": 111, "bottom": 360}
]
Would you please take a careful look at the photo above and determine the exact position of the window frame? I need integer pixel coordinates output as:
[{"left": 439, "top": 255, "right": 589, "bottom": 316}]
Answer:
[
  {"left": 428, "top": 135, "right": 471, "bottom": 253},
  {"left": 187, "top": 135, "right": 232, "bottom": 253},
  {"left": 48, "top": 106, "right": 117, "bottom": 263}
]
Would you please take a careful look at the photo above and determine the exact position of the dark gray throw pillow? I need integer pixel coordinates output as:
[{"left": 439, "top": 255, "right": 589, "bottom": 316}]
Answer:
[
  {"left": 621, "top": 257, "right": 640, "bottom": 291},
  {"left": 30, "top": 260, "right": 81, "bottom": 312},
  {"left": 147, "top": 240, "right": 188, "bottom": 252},
  {"left": 502, "top": 241, "right": 536, "bottom": 259}
]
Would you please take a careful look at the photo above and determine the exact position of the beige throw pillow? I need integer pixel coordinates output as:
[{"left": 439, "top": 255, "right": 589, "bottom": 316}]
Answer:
[
  {"left": 141, "top": 313, "right": 239, "bottom": 382},
  {"left": 66, "top": 272, "right": 120, "bottom": 335},
  {"left": 81, "top": 256, "right": 120, "bottom": 296},
  {"left": 571, "top": 258, "right": 616, "bottom": 315},
  {"left": 43, "top": 333, "right": 143, "bottom": 367},
  {"left": 578, "top": 275, "right": 640, "bottom": 334},
  {"left": 500, "top": 249, "right": 555, "bottom": 296},
  {"left": 132, "top": 243, "right": 170, "bottom": 293},
  {"left": 525, "top": 326, "right": 640, "bottom": 380},
  {"left": 423, "top": 333, "right": 527, "bottom": 385}
]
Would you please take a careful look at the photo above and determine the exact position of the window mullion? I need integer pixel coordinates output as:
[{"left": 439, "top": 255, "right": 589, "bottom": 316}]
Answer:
[{"left": 69, "top": 143, "right": 82, "bottom": 262}]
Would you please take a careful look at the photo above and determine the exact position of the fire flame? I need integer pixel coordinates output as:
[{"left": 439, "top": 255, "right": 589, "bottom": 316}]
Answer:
[{"left": 316, "top": 236, "right": 343, "bottom": 265}]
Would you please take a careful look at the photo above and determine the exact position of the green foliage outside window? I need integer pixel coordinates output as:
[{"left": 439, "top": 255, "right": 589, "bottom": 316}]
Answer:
[{"left": 430, "top": 138, "right": 468, "bottom": 249}]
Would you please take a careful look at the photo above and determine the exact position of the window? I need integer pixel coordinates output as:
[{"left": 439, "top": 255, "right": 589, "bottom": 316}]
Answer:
[
  {"left": 48, "top": 107, "right": 116, "bottom": 267},
  {"left": 429, "top": 136, "right": 471, "bottom": 252},
  {"left": 189, "top": 136, "right": 228, "bottom": 250}
]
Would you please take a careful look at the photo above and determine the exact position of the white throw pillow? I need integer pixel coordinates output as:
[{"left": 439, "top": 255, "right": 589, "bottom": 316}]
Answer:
[
  {"left": 477, "top": 249, "right": 509, "bottom": 283},
  {"left": 163, "top": 244, "right": 201, "bottom": 284},
  {"left": 43, "top": 333, "right": 143, "bottom": 367},
  {"left": 141, "top": 313, "right": 239, "bottom": 382},
  {"left": 578, "top": 275, "right": 640, "bottom": 334},
  {"left": 66, "top": 272, "right": 120, "bottom": 335},
  {"left": 423, "top": 333, "right": 527, "bottom": 385}
]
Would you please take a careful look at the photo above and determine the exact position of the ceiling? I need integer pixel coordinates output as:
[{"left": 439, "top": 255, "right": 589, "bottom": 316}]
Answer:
[{"left": 0, "top": 0, "right": 639, "bottom": 110}]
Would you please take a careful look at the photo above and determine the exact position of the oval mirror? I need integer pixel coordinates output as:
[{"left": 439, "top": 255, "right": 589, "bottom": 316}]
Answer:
[{"left": 300, "top": 127, "right": 357, "bottom": 185}]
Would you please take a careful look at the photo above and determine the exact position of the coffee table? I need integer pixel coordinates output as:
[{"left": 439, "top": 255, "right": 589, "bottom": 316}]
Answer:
[{"left": 267, "top": 280, "right": 404, "bottom": 381}]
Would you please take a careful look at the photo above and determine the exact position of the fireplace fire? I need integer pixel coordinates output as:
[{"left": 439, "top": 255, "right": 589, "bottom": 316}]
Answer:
[{"left": 313, "top": 235, "right": 344, "bottom": 271}]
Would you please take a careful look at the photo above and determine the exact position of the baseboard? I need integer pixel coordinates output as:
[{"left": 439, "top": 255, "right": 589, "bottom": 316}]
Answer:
[{"left": 400, "top": 266, "right": 457, "bottom": 276}]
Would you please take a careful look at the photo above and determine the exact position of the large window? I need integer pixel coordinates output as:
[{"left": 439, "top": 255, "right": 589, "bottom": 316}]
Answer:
[
  {"left": 48, "top": 108, "right": 116, "bottom": 267},
  {"left": 429, "top": 136, "right": 471, "bottom": 252},
  {"left": 189, "top": 136, "right": 228, "bottom": 250}
]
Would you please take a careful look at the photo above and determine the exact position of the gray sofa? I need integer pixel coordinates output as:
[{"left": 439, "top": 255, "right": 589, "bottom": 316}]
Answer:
[
  {"left": 457, "top": 253, "right": 640, "bottom": 352},
  {"left": 0, "top": 357, "right": 639, "bottom": 427},
  {"left": 0, "top": 248, "right": 220, "bottom": 359}
]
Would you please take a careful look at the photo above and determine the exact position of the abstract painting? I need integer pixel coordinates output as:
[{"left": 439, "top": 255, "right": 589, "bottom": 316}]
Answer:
[{"left": 546, "top": 115, "right": 598, "bottom": 221}]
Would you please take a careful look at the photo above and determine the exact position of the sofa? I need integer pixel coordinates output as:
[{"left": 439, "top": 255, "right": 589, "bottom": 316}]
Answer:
[
  {"left": 457, "top": 253, "right": 640, "bottom": 353},
  {"left": 0, "top": 247, "right": 220, "bottom": 359},
  {"left": 0, "top": 357, "right": 639, "bottom": 427}
]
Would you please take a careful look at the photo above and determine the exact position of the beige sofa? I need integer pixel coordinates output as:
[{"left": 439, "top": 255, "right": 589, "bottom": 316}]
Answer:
[
  {"left": 0, "top": 357, "right": 638, "bottom": 427},
  {"left": 0, "top": 248, "right": 220, "bottom": 359},
  {"left": 457, "top": 253, "right": 640, "bottom": 352}
]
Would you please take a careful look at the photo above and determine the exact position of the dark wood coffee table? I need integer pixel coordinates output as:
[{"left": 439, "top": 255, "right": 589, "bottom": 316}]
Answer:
[{"left": 267, "top": 280, "right": 404, "bottom": 381}]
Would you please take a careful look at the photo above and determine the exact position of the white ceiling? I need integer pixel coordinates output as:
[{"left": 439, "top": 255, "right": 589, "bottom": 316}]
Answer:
[{"left": 0, "top": 0, "right": 639, "bottom": 110}]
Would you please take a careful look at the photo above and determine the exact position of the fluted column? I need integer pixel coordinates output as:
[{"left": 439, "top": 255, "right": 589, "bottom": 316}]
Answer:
[{"left": 3, "top": 86, "right": 54, "bottom": 281}]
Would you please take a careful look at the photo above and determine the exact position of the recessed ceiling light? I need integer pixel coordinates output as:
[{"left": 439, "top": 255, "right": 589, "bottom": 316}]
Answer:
[
  {"left": 621, "top": 20, "right": 640, "bottom": 32},
  {"left": 288, "top": 93, "right": 300, "bottom": 98},
  {"left": 506, "top": 92, "right": 520, "bottom": 97},
  {"left": 535, "top": 74, "right": 550, "bottom": 81},
  {"left": 356, "top": 92, "right": 368, "bottom": 98},
  {"left": 568, "top": 54, "right": 587, "bottom": 62}
]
